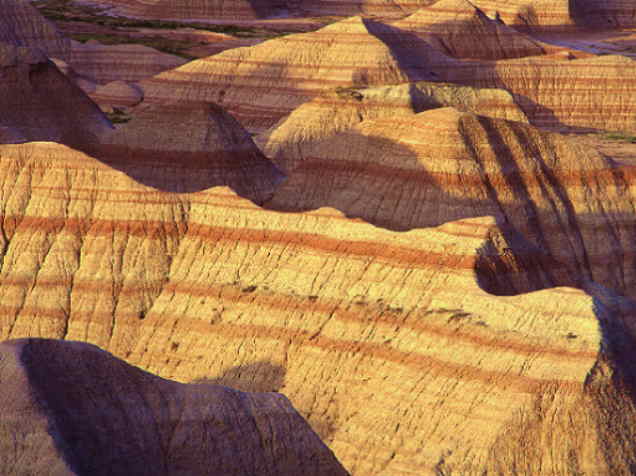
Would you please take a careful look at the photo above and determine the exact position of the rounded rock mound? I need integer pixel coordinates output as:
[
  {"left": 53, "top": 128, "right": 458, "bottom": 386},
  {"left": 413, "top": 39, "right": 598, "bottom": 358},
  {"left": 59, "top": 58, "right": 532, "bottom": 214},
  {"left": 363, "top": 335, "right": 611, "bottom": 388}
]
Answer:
[
  {"left": 0, "top": 338, "right": 348, "bottom": 476},
  {"left": 98, "top": 101, "right": 285, "bottom": 200}
]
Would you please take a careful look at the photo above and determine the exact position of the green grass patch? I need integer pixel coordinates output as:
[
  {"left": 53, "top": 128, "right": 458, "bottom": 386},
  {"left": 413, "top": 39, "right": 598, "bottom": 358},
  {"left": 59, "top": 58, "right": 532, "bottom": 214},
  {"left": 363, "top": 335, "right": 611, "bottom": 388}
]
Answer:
[
  {"left": 106, "top": 109, "right": 131, "bottom": 124},
  {"left": 603, "top": 132, "right": 636, "bottom": 143}
]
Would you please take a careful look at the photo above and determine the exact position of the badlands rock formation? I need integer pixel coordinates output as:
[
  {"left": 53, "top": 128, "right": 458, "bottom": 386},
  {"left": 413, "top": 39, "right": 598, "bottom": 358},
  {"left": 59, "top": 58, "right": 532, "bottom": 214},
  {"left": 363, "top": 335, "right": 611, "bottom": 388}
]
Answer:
[
  {"left": 267, "top": 107, "right": 636, "bottom": 298},
  {"left": 69, "top": 40, "right": 187, "bottom": 84},
  {"left": 392, "top": 0, "right": 546, "bottom": 60},
  {"left": 0, "top": 338, "right": 347, "bottom": 475},
  {"left": 470, "top": 54, "right": 636, "bottom": 132},
  {"left": 140, "top": 16, "right": 458, "bottom": 132},
  {"left": 468, "top": 0, "right": 577, "bottom": 30},
  {"left": 0, "top": 43, "right": 111, "bottom": 145},
  {"left": 97, "top": 101, "right": 284, "bottom": 199},
  {"left": 576, "top": 0, "right": 636, "bottom": 28},
  {"left": 139, "top": 11, "right": 636, "bottom": 134},
  {"left": 4, "top": 0, "right": 636, "bottom": 474},
  {"left": 258, "top": 81, "right": 528, "bottom": 172},
  {"left": 0, "top": 139, "right": 635, "bottom": 473},
  {"left": 102, "top": 0, "right": 289, "bottom": 21},
  {"left": 0, "top": 0, "right": 70, "bottom": 59},
  {"left": 470, "top": 0, "right": 636, "bottom": 30}
]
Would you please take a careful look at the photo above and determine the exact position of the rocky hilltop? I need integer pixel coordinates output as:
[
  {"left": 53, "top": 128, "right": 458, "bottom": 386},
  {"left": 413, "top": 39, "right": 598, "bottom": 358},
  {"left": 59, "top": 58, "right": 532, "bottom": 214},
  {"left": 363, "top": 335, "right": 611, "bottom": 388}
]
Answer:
[
  {"left": 0, "top": 338, "right": 347, "bottom": 475},
  {"left": 97, "top": 101, "right": 284, "bottom": 199},
  {"left": 257, "top": 81, "right": 529, "bottom": 172}
]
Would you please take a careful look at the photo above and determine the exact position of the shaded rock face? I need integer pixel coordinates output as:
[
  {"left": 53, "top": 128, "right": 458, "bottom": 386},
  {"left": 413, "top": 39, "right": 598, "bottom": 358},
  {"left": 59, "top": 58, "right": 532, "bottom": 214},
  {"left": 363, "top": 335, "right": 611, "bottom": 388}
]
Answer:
[
  {"left": 0, "top": 140, "right": 635, "bottom": 473},
  {"left": 0, "top": 0, "right": 70, "bottom": 60},
  {"left": 0, "top": 338, "right": 348, "bottom": 476},
  {"left": 96, "top": 101, "right": 284, "bottom": 199},
  {"left": 574, "top": 0, "right": 636, "bottom": 28},
  {"left": 0, "top": 43, "right": 112, "bottom": 146}
]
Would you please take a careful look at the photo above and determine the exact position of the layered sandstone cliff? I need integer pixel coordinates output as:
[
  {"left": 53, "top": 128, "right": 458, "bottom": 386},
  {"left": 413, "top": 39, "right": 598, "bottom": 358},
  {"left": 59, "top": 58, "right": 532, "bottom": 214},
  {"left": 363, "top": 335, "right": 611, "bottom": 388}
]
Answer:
[
  {"left": 0, "top": 338, "right": 347, "bottom": 475},
  {"left": 467, "top": 0, "right": 577, "bottom": 30},
  {"left": 295, "top": 0, "right": 435, "bottom": 17},
  {"left": 0, "top": 43, "right": 111, "bottom": 145},
  {"left": 469, "top": 0, "right": 636, "bottom": 30},
  {"left": 257, "top": 81, "right": 528, "bottom": 172},
  {"left": 469, "top": 54, "right": 636, "bottom": 132}
]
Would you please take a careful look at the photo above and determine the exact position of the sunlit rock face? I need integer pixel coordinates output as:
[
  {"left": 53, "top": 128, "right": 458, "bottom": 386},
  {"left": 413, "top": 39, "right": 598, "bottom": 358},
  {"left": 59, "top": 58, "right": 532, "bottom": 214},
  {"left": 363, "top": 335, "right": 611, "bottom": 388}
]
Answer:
[{"left": 1, "top": 136, "right": 636, "bottom": 473}]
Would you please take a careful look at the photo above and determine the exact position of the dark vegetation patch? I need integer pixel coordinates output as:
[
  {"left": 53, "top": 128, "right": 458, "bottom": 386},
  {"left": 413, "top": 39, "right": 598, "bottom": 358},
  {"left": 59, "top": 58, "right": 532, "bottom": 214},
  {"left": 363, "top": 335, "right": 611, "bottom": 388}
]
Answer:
[
  {"left": 70, "top": 32, "right": 199, "bottom": 59},
  {"left": 35, "top": 0, "right": 292, "bottom": 38},
  {"left": 603, "top": 131, "right": 636, "bottom": 143},
  {"left": 105, "top": 108, "right": 131, "bottom": 124}
]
